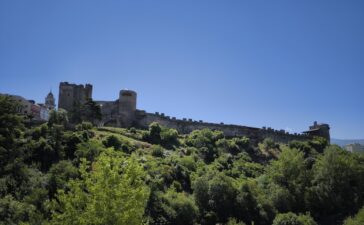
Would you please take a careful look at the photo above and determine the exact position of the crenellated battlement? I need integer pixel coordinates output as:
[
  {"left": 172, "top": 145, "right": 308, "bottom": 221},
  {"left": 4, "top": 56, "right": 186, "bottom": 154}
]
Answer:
[
  {"left": 58, "top": 82, "right": 329, "bottom": 143},
  {"left": 134, "top": 110, "right": 314, "bottom": 144}
]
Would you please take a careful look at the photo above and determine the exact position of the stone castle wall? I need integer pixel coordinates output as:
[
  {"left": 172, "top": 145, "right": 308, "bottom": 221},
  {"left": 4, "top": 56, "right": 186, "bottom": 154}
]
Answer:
[
  {"left": 58, "top": 82, "right": 326, "bottom": 144},
  {"left": 58, "top": 82, "right": 93, "bottom": 111},
  {"left": 135, "top": 110, "right": 312, "bottom": 144}
]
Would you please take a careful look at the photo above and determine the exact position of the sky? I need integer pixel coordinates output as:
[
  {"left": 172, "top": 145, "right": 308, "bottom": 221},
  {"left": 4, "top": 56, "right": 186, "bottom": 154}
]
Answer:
[{"left": 0, "top": 0, "right": 363, "bottom": 139}]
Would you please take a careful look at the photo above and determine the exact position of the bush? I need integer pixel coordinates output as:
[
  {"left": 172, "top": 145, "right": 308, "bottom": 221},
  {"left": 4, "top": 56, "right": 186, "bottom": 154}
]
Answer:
[
  {"left": 48, "top": 109, "right": 69, "bottom": 127},
  {"left": 129, "top": 127, "right": 137, "bottom": 134},
  {"left": 226, "top": 218, "right": 246, "bottom": 225},
  {"left": 259, "top": 138, "right": 280, "bottom": 158},
  {"left": 186, "top": 129, "right": 224, "bottom": 163},
  {"left": 161, "top": 128, "right": 179, "bottom": 146},
  {"left": 217, "top": 137, "right": 250, "bottom": 155},
  {"left": 148, "top": 122, "right": 162, "bottom": 144},
  {"left": 48, "top": 160, "right": 79, "bottom": 198},
  {"left": 289, "top": 141, "right": 314, "bottom": 156},
  {"left": 144, "top": 123, "right": 179, "bottom": 148},
  {"left": 102, "top": 135, "right": 122, "bottom": 150},
  {"left": 162, "top": 189, "right": 198, "bottom": 225},
  {"left": 75, "top": 122, "right": 93, "bottom": 131},
  {"left": 75, "top": 140, "right": 104, "bottom": 162},
  {"left": 344, "top": 206, "right": 364, "bottom": 225},
  {"left": 273, "top": 212, "right": 317, "bottom": 225},
  {"left": 0, "top": 195, "right": 41, "bottom": 225},
  {"left": 31, "top": 127, "right": 42, "bottom": 140},
  {"left": 267, "top": 147, "right": 308, "bottom": 212},
  {"left": 307, "top": 146, "right": 364, "bottom": 216},
  {"left": 193, "top": 173, "right": 237, "bottom": 223},
  {"left": 151, "top": 145, "right": 164, "bottom": 158}
]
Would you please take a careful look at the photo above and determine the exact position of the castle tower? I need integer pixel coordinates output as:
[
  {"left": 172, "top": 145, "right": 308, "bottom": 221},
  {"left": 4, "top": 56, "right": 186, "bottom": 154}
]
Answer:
[
  {"left": 118, "top": 89, "right": 137, "bottom": 127},
  {"left": 58, "top": 82, "right": 93, "bottom": 111},
  {"left": 45, "top": 90, "right": 56, "bottom": 110},
  {"left": 304, "top": 121, "right": 330, "bottom": 142}
]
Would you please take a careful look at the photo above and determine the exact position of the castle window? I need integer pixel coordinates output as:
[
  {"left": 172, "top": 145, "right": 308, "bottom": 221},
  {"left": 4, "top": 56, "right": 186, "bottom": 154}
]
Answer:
[{"left": 122, "top": 92, "right": 132, "bottom": 97}]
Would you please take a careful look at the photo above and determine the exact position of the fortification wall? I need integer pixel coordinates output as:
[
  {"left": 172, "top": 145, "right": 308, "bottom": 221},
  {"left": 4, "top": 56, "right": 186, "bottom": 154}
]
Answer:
[
  {"left": 58, "top": 82, "right": 93, "bottom": 111},
  {"left": 58, "top": 83, "right": 326, "bottom": 144},
  {"left": 135, "top": 111, "right": 312, "bottom": 144}
]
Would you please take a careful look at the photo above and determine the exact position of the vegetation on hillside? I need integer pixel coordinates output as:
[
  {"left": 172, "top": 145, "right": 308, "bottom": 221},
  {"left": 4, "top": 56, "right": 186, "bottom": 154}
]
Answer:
[{"left": 0, "top": 95, "right": 363, "bottom": 225}]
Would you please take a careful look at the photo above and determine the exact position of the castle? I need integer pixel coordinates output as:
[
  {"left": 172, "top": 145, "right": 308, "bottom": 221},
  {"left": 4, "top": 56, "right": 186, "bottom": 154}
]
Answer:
[{"left": 58, "top": 82, "right": 330, "bottom": 144}]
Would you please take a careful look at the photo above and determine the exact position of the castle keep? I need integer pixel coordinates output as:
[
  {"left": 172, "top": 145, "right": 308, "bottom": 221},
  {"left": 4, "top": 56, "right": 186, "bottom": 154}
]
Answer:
[
  {"left": 58, "top": 82, "right": 92, "bottom": 111},
  {"left": 58, "top": 82, "right": 330, "bottom": 143}
]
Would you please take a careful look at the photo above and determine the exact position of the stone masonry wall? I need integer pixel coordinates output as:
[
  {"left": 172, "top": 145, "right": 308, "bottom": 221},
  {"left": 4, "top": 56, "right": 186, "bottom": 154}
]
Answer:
[
  {"left": 58, "top": 82, "right": 93, "bottom": 111},
  {"left": 135, "top": 110, "right": 312, "bottom": 144}
]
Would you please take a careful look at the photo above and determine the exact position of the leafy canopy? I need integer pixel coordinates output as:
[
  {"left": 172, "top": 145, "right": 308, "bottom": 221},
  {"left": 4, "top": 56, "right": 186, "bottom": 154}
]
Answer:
[{"left": 49, "top": 149, "right": 150, "bottom": 225}]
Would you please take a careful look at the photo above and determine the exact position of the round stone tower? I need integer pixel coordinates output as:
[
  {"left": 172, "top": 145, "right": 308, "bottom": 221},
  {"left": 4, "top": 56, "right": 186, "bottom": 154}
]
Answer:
[{"left": 118, "top": 90, "right": 137, "bottom": 127}]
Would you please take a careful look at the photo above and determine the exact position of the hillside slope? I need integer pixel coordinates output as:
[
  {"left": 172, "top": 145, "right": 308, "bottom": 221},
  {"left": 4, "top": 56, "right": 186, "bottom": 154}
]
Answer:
[{"left": 1, "top": 96, "right": 364, "bottom": 225}]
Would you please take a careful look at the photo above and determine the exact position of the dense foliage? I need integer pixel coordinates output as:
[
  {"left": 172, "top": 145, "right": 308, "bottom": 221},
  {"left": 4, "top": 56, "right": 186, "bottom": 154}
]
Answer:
[{"left": 0, "top": 95, "right": 363, "bottom": 225}]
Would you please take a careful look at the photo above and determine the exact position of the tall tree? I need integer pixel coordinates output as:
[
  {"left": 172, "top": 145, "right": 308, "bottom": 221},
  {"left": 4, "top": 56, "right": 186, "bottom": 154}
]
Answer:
[{"left": 49, "top": 149, "right": 150, "bottom": 225}]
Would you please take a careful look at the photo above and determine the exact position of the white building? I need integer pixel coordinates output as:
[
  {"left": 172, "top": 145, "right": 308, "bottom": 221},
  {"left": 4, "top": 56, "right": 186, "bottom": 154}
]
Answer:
[
  {"left": 0, "top": 93, "right": 50, "bottom": 121},
  {"left": 345, "top": 143, "right": 364, "bottom": 153}
]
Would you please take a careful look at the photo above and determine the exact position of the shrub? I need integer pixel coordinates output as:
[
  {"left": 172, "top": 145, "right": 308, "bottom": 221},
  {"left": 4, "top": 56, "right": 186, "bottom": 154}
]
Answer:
[
  {"left": 161, "top": 189, "right": 198, "bottom": 225},
  {"left": 344, "top": 206, "right": 364, "bottom": 225},
  {"left": 102, "top": 135, "right": 122, "bottom": 150},
  {"left": 226, "top": 218, "right": 246, "bottom": 225},
  {"left": 272, "top": 212, "right": 317, "bottom": 225},
  {"left": 75, "top": 122, "right": 93, "bottom": 131},
  {"left": 151, "top": 145, "right": 164, "bottom": 158},
  {"left": 148, "top": 122, "right": 162, "bottom": 144},
  {"left": 161, "top": 128, "right": 179, "bottom": 146}
]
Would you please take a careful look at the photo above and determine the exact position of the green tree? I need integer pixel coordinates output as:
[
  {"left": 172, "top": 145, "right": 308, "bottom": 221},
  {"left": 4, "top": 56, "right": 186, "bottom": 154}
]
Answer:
[
  {"left": 193, "top": 173, "right": 237, "bottom": 224},
  {"left": 235, "top": 180, "right": 275, "bottom": 225},
  {"left": 74, "top": 140, "right": 105, "bottom": 163},
  {"left": 160, "top": 128, "right": 179, "bottom": 148},
  {"left": 307, "top": 146, "right": 364, "bottom": 217},
  {"left": 148, "top": 122, "right": 162, "bottom": 144},
  {"left": 68, "top": 98, "right": 101, "bottom": 125},
  {"left": 102, "top": 135, "right": 122, "bottom": 150},
  {"left": 151, "top": 145, "right": 164, "bottom": 158},
  {"left": 0, "top": 96, "right": 24, "bottom": 171},
  {"left": 193, "top": 176, "right": 210, "bottom": 214},
  {"left": 49, "top": 149, "right": 150, "bottom": 225},
  {"left": 48, "top": 160, "right": 79, "bottom": 198},
  {"left": 48, "top": 109, "right": 69, "bottom": 128},
  {"left": 0, "top": 195, "right": 41, "bottom": 225},
  {"left": 308, "top": 137, "right": 328, "bottom": 154},
  {"left": 80, "top": 98, "right": 102, "bottom": 125},
  {"left": 162, "top": 189, "right": 198, "bottom": 225},
  {"left": 267, "top": 147, "right": 310, "bottom": 212},
  {"left": 226, "top": 218, "right": 246, "bottom": 225},
  {"left": 344, "top": 206, "right": 364, "bottom": 225},
  {"left": 186, "top": 129, "right": 223, "bottom": 163},
  {"left": 217, "top": 137, "right": 249, "bottom": 155},
  {"left": 272, "top": 212, "right": 317, "bottom": 225}
]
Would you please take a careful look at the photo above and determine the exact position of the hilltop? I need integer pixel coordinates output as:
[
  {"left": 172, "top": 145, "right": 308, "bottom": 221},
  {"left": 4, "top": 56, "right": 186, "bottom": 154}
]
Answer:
[{"left": 1, "top": 95, "right": 364, "bottom": 225}]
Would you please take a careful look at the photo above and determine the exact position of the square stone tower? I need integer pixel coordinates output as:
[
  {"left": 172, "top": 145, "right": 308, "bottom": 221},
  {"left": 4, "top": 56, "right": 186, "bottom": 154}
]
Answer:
[
  {"left": 58, "top": 82, "right": 93, "bottom": 112},
  {"left": 303, "top": 121, "right": 330, "bottom": 142}
]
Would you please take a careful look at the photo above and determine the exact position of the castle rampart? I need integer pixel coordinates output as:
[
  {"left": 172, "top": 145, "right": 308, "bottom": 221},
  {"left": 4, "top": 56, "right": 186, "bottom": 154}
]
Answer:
[
  {"left": 58, "top": 82, "right": 330, "bottom": 144},
  {"left": 134, "top": 110, "right": 313, "bottom": 144}
]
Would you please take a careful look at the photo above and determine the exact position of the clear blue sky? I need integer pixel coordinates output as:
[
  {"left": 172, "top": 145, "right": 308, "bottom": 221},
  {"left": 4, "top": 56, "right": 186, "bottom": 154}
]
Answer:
[{"left": 1, "top": 1, "right": 363, "bottom": 139}]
